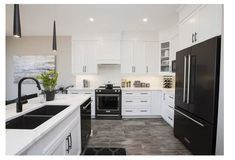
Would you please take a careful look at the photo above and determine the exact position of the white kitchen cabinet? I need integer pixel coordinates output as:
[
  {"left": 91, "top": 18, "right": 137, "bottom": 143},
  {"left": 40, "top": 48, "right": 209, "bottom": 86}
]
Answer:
[
  {"left": 121, "top": 40, "right": 158, "bottom": 74},
  {"left": 179, "top": 4, "right": 222, "bottom": 50},
  {"left": 97, "top": 40, "right": 120, "bottom": 64},
  {"left": 22, "top": 107, "right": 81, "bottom": 155},
  {"left": 170, "top": 34, "right": 179, "bottom": 61},
  {"left": 120, "top": 41, "right": 134, "bottom": 74},
  {"left": 161, "top": 91, "right": 175, "bottom": 127},
  {"left": 144, "top": 41, "right": 159, "bottom": 74},
  {"left": 151, "top": 91, "right": 162, "bottom": 115},
  {"left": 68, "top": 89, "right": 95, "bottom": 118},
  {"left": 51, "top": 118, "right": 79, "bottom": 155},
  {"left": 197, "top": 5, "right": 223, "bottom": 43},
  {"left": 133, "top": 41, "right": 145, "bottom": 74},
  {"left": 122, "top": 90, "right": 161, "bottom": 117},
  {"left": 72, "top": 40, "right": 98, "bottom": 74}
]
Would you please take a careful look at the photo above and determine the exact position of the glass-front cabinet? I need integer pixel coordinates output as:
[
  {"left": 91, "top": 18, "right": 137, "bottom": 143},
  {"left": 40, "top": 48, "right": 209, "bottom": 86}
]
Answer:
[{"left": 160, "top": 41, "right": 170, "bottom": 72}]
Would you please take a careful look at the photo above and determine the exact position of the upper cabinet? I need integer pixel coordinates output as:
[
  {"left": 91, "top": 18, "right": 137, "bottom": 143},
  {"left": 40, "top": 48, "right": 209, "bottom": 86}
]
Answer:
[
  {"left": 97, "top": 40, "right": 120, "bottom": 64},
  {"left": 158, "top": 26, "right": 178, "bottom": 75},
  {"left": 179, "top": 4, "right": 223, "bottom": 50},
  {"left": 160, "top": 41, "right": 170, "bottom": 73},
  {"left": 120, "top": 40, "right": 158, "bottom": 74},
  {"left": 144, "top": 41, "right": 159, "bottom": 74},
  {"left": 72, "top": 40, "right": 98, "bottom": 74}
]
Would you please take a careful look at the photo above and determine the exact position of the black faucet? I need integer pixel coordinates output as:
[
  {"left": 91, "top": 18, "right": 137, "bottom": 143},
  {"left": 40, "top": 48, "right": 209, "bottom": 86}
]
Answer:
[{"left": 17, "top": 77, "right": 41, "bottom": 112}]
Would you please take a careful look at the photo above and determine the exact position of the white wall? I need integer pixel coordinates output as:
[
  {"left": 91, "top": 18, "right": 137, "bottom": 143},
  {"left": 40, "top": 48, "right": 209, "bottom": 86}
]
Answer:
[{"left": 6, "top": 36, "right": 75, "bottom": 100}]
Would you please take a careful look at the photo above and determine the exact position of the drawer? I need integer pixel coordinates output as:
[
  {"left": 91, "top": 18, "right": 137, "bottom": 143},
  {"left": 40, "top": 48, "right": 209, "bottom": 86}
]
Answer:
[
  {"left": 174, "top": 108, "right": 214, "bottom": 154},
  {"left": 123, "top": 98, "right": 151, "bottom": 106},
  {"left": 123, "top": 91, "right": 151, "bottom": 97},
  {"left": 122, "top": 108, "right": 151, "bottom": 115}
]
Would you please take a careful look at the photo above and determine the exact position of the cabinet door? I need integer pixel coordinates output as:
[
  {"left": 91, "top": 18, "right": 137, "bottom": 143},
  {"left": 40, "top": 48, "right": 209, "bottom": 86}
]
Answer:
[
  {"left": 51, "top": 138, "right": 66, "bottom": 155},
  {"left": 151, "top": 91, "right": 161, "bottom": 115},
  {"left": 121, "top": 41, "right": 134, "bottom": 74},
  {"left": 67, "top": 122, "right": 80, "bottom": 155},
  {"left": 145, "top": 42, "right": 158, "bottom": 74},
  {"left": 170, "top": 35, "right": 178, "bottom": 61},
  {"left": 85, "top": 41, "right": 98, "bottom": 74},
  {"left": 198, "top": 5, "right": 222, "bottom": 43},
  {"left": 179, "top": 12, "right": 199, "bottom": 50},
  {"left": 72, "top": 41, "right": 86, "bottom": 74},
  {"left": 133, "top": 41, "right": 145, "bottom": 74}
]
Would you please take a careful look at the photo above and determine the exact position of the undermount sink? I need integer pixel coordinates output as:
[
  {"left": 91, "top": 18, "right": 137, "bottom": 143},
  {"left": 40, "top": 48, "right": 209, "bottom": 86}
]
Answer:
[{"left": 6, "top": 105, "right": 69, "bottom": 129}]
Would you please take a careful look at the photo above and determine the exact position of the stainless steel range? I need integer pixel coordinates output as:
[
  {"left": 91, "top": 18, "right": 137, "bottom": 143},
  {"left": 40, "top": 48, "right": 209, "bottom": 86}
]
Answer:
[{"left": 95, "top": 85, "right": 122, "bottom": 119}]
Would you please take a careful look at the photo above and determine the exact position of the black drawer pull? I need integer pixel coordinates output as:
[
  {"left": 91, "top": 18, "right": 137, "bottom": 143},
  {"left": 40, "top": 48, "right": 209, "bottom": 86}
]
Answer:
[
  {"left": 140, "top": 110, "right": 147, "bottom": 112},
  {"left": 126, "top": 110, "right": 133, "bottom": 112},
  {"left": 126, "top": 93, "right": 133, "bottom": 95},
  {"left": 169, "top": 96, "right": 174, "bottom": 99},
  {"left": 141, "top": 93, "right": 148, "bottom": 95},
  {"left": 126, "top": 100, "right": 133, "bottom": 102}
]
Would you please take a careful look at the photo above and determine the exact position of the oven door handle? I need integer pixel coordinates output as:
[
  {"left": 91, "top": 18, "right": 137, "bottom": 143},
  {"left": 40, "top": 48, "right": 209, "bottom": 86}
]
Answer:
[{"left": 82, "top": 100, "right": 92, "bottom": 110}]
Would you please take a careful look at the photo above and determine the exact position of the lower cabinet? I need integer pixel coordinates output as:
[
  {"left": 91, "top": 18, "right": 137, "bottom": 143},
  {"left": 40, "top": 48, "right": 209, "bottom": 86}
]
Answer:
[
  {"left": 51, "top": 119, "right": 79, "bottom": 155},
  {"left": 161, "top": 91, "right": 175, "bottom": 127},
  {"left": 122, "top": 90, "right": 161, "bottom": 117},
  {"left": 22, "top": 107, "right": 81, "bottom": 155}
]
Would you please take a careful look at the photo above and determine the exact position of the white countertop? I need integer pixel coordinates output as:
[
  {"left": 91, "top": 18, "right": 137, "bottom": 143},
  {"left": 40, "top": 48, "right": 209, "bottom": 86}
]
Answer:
[
  {"left": 6, "top": 94, "right": 90, "bottom": 155},
  {"left": 121, "top": 87, "right": 163, "bottom": 91},
  {"left": 68, "top": 87, "right": 175, "bottom": 91}
]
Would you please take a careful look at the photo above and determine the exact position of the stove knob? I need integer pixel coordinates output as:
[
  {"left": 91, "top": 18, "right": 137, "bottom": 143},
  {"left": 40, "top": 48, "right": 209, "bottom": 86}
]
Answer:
[{"left": 115, "top": 90, "right": 117, "bottom": 92}]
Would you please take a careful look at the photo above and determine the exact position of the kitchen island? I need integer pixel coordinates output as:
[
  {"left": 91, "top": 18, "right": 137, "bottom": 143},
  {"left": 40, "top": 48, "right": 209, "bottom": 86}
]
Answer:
[{"left": 6, "top": 94, "right": 90, "bottom": 155}]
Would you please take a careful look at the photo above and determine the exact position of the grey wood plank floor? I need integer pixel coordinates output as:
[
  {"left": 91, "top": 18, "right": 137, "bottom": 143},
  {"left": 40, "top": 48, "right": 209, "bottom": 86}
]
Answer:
[{"left": 87, "top": 118, "right": 192, "bottom": 155}]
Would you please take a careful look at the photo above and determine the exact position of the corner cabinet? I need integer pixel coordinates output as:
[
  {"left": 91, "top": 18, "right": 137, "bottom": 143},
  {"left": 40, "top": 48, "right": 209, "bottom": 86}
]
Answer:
[
  {"left": 72, "top": 40, "right": 98, "bottom": 74},
  {"left": 179, "top": 4, "right": 222, "bottom": 50}
]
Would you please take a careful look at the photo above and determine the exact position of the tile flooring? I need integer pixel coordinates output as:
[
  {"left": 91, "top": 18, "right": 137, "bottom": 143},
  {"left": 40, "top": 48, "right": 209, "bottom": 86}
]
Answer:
[{"left": 87, "top": 118, "right": 192, "bottom": 155}]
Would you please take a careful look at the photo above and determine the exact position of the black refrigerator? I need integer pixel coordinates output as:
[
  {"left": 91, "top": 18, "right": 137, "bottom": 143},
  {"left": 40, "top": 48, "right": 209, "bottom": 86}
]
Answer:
[{"left": 174, "top": 36, "right": 221, "bottom": 155}]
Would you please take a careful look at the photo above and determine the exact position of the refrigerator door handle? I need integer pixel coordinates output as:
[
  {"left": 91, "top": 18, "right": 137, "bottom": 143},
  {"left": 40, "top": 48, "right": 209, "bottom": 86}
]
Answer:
[
  {"left": 183, "top": 56, "right": 187, "bottom": 103},
  {"left": 175, "top": 108, "right": 205, "bottom": 127},
  {"left": 187, "top": 55, "right": 191, "bottom": 104}
]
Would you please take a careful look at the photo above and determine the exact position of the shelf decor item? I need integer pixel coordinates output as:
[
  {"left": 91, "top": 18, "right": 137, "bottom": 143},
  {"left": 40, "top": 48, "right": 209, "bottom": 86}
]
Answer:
[
  {"left": 13, "top": 4, "right": 21, "bottom": 38},
  {"left": 37, "top": 70, "right": 58, "bottom": 101}
]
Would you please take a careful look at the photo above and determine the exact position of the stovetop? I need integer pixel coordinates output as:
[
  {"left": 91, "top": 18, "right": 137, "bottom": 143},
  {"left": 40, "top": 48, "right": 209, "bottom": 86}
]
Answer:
[
  {"left": 95, "top": 86, "right": 121, "bottom": 93},
  {"left": 98, "top": 86, "right": 121, "bottom": 89}
]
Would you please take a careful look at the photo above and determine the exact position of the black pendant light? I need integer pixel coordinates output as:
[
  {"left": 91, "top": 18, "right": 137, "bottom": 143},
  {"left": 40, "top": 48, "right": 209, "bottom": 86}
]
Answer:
[
  {"left": 13, "top": 4, "right": 21, "bottom": 38},
  {"left": 52, "top": 20, "right": 57, "bottom": 52}
]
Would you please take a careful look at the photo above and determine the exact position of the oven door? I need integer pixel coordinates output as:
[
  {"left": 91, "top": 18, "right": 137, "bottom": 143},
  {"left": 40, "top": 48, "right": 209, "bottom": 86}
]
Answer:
[{"left": 96, "top": 94, "right": 120, "bottom": 113}]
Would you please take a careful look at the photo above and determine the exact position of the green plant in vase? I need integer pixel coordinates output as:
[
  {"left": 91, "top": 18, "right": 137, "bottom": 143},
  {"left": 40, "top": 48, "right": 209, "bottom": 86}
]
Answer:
[{"left": 37, "top": 70, "right": 58, "bottom": 101}]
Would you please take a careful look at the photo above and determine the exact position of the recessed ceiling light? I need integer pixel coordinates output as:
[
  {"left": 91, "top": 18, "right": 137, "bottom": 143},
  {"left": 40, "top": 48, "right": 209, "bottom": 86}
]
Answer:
[
  {"left": 89, "top": 18, "right": 94, "bottom": 22},
  {"left": 142, "top": 18, "right": 148, "bottom": 22}
]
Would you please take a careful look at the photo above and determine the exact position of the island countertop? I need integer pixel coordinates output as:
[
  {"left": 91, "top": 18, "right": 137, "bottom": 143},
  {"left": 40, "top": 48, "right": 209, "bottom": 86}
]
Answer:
[{"left": 6, "top": 94, "right": 90, "bottom": 155}]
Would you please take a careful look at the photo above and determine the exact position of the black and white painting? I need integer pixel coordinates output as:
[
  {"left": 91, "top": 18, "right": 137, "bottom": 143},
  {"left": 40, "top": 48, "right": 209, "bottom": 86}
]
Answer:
[{"left": 13, "top": 55, "right": 56, "bottom": 83}]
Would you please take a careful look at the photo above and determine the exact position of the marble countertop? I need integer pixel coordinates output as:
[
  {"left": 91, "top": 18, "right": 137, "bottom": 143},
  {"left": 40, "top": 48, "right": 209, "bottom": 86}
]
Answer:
[{"left": 6, "top": 94, "right": 90, "bottom": 155}]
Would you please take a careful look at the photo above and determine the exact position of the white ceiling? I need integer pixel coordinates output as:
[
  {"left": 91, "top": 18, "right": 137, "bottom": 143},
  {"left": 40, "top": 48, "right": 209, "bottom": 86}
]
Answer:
[{"left": 6, "top": 4, "right": 180, "bottom": 36}]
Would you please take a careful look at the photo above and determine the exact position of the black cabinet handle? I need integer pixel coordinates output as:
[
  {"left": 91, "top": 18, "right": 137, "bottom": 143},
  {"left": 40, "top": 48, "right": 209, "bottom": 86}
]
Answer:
[
  {"left": 69, "top": 133, "right": 72, "bottom": 150},
  {"left": 194, "top": 32, "right": 197, "bottom": 42},
  {"left": 66, "top": 136, "right": 70, "bottom": 153},
  {"left": 192, "top": 34, "right": 194, "bottom": 43}
]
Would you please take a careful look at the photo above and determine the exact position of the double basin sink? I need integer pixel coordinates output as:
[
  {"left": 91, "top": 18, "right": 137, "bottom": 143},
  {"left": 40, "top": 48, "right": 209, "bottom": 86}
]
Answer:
[{"left": 6, "top": 105, "right": 69, "bottom": 129}]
